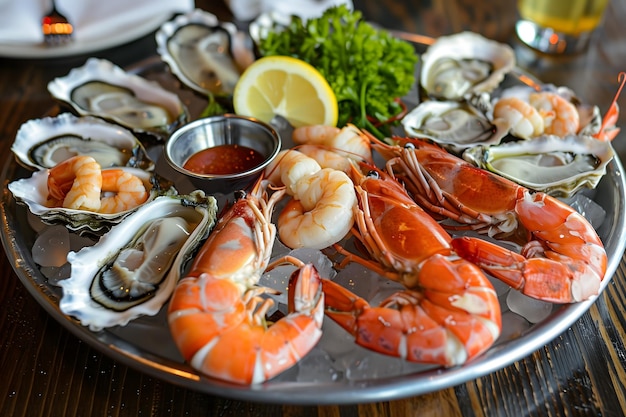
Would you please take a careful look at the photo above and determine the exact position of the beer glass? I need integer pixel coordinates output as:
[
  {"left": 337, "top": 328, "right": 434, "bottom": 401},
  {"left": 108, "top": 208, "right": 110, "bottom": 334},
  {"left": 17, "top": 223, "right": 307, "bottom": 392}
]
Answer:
[{"left": 515, "top": 0, "right": 610, "bottom": 54}]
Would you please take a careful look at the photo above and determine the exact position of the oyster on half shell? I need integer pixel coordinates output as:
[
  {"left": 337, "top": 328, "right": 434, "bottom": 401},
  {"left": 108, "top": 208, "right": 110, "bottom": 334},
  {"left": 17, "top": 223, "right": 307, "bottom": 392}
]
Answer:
[
  {"left": 8, "top": 166, "right": 176, "bottom": 235},
  {"left": 156, "top": 9, "right": 254, "bottom": 96},
  {"left": 401, "top": 96, "right": 510, "bottom": 153},
  {"left": 59, "top": 192, "right": 217, "bottom": 331},
  {"left": 47, "top": 58, "right": 188, "bottom": 138},
  {"left": 462, "top": 134, "right": 614, "bottom": 197},
  {"left": 420, "top": 32, "right": 515, "bottom": 101},
  {"left": 11, "top": 113, "right": 153, "bottom": 171}
]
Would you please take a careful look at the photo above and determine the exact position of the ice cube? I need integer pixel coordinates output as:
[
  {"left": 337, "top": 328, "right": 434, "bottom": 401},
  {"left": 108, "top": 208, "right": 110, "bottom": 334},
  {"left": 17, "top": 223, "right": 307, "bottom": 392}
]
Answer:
[
  {"left": 260, "top": 264, "right": 292, "bottom": 306},
  {"left": 496, "top": 310, "right": 531, "bottom": 344},
  {"left": 40, "top": 262, "right": 71, "bottom": 285},
  {"left": 506, "top": 289, "right": 554, "bottom": 323},
  {"left": 340, "top": 347, "right": 405, "bottom": 381},
  {"left": 32, "top": 225, "right": 70, "bottom": 267},
  {"left": 332, "top": 260, "right": 380, "bottom": 300},
  {"left": 318, "top": 317, "right": 357, "bottom": 358},
  {"left": 368, "top": 277, "right": 405, "bottom": 306},
  {"left": 488, "top": 275, "right": 512, "bottom": 297},
  {"left": 288, "top": 247, "right": 335, "bottom": 278},
  {"left": 296, "top": 348, "right": 340, "bottom": 383},
  {"left": 68, "top": 233, "right": 95, "bottom": 251}
]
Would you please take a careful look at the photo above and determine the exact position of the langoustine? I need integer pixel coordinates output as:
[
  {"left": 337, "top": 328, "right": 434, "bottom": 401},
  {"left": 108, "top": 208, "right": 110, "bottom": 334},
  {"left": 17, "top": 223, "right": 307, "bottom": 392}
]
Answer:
[
  {"left": 374, "top": 136, "right": 607, "bottom": 303},
  {"left": 324, "top": 162, "right": 501, "bottom": 367},
  {"left": 167, "top": 181, "right": 325, "bottom": 385}
]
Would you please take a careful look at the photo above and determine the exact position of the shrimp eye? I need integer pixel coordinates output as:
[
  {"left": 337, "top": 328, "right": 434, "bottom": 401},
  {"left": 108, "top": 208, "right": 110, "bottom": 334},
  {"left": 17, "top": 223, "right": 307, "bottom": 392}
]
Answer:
[
  {"left": 234, "top": 190, "right": 247, "bottom": 200},
  {"left": 366, "top": 170, "right": 380, "bottom": 179},
  {"left": 403, "top": 142, "right": 416, "bottom": 150}
]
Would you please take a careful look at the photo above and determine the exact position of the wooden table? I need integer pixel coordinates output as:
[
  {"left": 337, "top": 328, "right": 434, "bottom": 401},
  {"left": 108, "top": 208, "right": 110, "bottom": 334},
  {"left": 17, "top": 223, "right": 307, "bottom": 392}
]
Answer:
[{"left": 1, "top": 0, "right": 625, "bottom": 415}]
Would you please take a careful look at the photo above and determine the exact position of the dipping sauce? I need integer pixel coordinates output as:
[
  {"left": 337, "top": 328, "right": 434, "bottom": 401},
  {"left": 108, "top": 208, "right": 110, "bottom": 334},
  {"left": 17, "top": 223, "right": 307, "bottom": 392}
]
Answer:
[{"left": 183, "top": 144, "right": 265, "bottom": 175}]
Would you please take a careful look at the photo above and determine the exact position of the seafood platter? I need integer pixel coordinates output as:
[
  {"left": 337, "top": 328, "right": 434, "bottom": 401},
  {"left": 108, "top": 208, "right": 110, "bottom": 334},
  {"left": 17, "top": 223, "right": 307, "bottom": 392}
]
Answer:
[{"left": 1, "top": 7, "right": 626, "bottom": 405}]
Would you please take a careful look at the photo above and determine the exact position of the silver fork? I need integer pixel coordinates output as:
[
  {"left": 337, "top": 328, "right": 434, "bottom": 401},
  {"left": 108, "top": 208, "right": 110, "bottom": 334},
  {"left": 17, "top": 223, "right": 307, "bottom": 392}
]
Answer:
[{"left": 42, "top": 0, "right": 73, "bottom": 45}]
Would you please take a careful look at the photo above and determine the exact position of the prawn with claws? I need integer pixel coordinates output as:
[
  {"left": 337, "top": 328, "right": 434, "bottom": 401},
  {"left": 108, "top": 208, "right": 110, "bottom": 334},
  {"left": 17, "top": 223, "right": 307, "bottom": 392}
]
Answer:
[
  {"left": 324, "top": 162, "right": 501, "bottom": 367},
  {"left": 167, "top": 180, "right": 325, "bottom": 385}
]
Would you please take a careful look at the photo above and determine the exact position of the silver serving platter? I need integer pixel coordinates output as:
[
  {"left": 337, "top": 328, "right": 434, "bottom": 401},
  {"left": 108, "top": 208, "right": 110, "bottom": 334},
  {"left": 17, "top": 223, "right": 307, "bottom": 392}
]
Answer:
[{"left": 1, "top": 42, "right": 626, "bottom": 406}]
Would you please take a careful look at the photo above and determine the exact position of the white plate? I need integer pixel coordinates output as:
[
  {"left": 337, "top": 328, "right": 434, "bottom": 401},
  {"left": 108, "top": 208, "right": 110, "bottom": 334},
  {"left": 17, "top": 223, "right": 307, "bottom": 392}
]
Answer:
[{"left": 0, "top": 12, "right": 171, "bottom": 59}]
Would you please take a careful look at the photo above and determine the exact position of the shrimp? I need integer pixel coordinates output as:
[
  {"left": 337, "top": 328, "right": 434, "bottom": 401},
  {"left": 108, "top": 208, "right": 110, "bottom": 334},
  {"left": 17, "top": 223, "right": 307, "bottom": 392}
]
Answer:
[
  {"left": 98, "top": 168, "right": 148, "bottom": 214},
  {"left": 264, "top": 149, "right": 321, "bottom": 196},
  {"left": 296, "top": 144, "right": 353, "bottom": 172},
  {"left": 46, "top": 155, "right": 102, "bottom": 211},
  {"left": 529, "top": 91, "right": 580, "bottom": 136},
  {"left": 265, "top": 149, "right": 357, "bottom": 250},
  {"left": 292, "top": 124, "right": 373, "bottom": 171},
  {"left": 167, "top": 181, "right": 324, "bottom": 385},
  {"left": 374, "top": 135, "right": 607, "bottom": 303},
  {"left": 324, "top": 162, "right": 501, "bottom": 366},
  {"left": 493, "top": 96, "right": 544, "bottom": 139}
]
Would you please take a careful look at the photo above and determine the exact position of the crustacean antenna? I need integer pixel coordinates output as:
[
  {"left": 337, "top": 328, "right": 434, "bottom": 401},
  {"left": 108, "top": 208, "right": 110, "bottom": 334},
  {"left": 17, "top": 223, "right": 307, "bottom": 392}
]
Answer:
[{"left": 594, "top": 71, "right": 626, "bottom": 141}]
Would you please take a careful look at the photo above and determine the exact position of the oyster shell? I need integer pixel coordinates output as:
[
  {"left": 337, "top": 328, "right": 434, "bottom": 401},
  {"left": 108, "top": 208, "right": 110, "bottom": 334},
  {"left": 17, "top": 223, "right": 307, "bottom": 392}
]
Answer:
[
  {"left": 420, "top": 32, "right": 515, "bottom": 101},
  {"left": 401, "top": 97, "right": 510, "bottom": 153},
  {"left": 462, "top": 134, "right": 614, "bottom": 197},
  {"left": 8, "top": 166, "right": 176, "bottom": 235},
  {"left": 59, "top": 192, "right": 218, "bottom": 331},
  {"left": 156, "top": 9, "right": 254, "bottom": 96},
  {"left": 248, "top": 11, "right": 294, "bottom": 47},
  {"left": 47, "top": 58, "right": 188, "bottom": 138},
  {"left": 11, "top": 113, "right": 153, "bottom": 171}
]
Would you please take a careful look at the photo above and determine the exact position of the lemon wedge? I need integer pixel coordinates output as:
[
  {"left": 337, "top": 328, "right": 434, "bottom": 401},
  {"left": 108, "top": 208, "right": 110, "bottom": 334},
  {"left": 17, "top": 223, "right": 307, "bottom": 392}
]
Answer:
[{"left": 233, "top": 56, "right": 338, "bottom": 127}]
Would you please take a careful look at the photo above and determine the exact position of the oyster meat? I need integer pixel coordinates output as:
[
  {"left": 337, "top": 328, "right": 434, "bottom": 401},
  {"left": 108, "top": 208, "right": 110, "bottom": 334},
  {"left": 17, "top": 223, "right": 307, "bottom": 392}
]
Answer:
[
  {"left": 156, "top": 9, "right": 254, "bottom": 96},
  {"left": 401, "top": 96, "right": 510, "bottom": 153},
  {"left": 462, "top": 134, "right": 615, "bottom": 197},
  {"left": 420, "top": 32, "right": 515, "bottom": 101},
  {"left": 59, "top": 192, "right": 217, "bottom": 331},
  {"left": 8, "top": 165, "right": 176, "bottom": 235},
  {"left": 47, "top": 58, "right": 188, "bottom": 138},
  {"left": 11, "top": 113, "right": 153, "bottom": 171}
]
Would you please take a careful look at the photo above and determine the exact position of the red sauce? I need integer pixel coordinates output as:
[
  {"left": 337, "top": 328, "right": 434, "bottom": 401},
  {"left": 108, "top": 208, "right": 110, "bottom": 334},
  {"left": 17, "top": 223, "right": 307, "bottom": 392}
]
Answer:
[{"left": 183, "top": 144, "right": 265, "bottom": 175}]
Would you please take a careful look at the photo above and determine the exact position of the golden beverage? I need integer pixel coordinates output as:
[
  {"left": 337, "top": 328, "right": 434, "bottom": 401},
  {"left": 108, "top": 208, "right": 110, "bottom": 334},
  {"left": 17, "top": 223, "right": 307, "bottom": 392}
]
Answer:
[{"left": 518, "top": 0, "right": 609, "bottom": 35}]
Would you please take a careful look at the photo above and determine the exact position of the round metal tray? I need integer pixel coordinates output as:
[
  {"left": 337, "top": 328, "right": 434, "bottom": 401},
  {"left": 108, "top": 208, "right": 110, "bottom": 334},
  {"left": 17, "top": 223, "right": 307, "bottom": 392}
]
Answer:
[{"left": 1, "top": 51, "right": 625, "bottom": 406}]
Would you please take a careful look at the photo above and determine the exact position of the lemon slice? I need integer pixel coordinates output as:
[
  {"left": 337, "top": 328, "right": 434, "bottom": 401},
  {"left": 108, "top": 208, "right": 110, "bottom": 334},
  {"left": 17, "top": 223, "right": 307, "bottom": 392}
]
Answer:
[{"left": 233, "top": 56, "right": 338, "bottom": 127}]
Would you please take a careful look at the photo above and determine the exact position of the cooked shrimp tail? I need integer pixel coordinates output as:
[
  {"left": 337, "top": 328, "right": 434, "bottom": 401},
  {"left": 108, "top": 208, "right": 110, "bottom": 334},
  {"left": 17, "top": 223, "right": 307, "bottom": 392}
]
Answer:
[
  {"left": 529, "top": 91, "right": 580, "bottom": 136},
  {"left": 46, "top": 155, "right": 102, "bottom": 211},
  {"left": 98, "top": 168, "right": 148, "bottom": 213},
  {"left": 292, "top": 123, "right": 373, "bottom": 171},
  {"left": 493, "top": 96, "right": 544, "bottom": 139}
]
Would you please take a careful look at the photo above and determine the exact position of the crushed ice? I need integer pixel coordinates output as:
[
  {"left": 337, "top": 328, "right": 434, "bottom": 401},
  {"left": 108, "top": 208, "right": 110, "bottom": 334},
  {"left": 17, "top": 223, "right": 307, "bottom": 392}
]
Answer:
[{"left": 506, "top": 289, "right": 554, "bottom": 324}]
